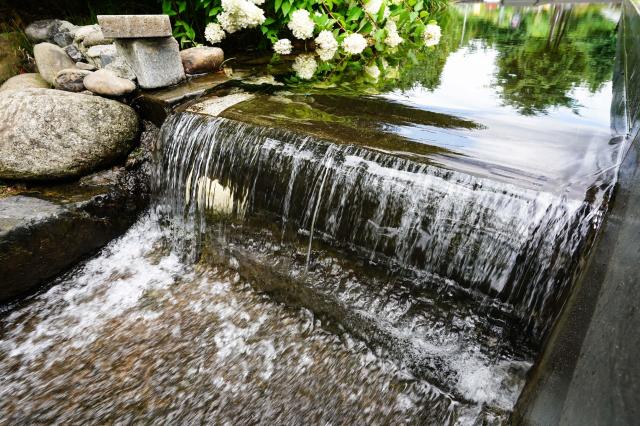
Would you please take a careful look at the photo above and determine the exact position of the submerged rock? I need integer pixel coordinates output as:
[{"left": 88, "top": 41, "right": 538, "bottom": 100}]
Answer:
[
  {"left": 180, "top": 46, "right": 224, "bottom": 74},
  {"left": 53, "top": 68, "right": 92, "bottom": 92},
  {"left": 0, "top": 73, "right": 50, "bottom": 92},
  {"left": 33, "top": 42, "right": 76, "bottom": 84},
  {"left": 84, "top": 69, "right": 136, "bottom": 96},
  {"left": 115, "top": 37, "right": 185, "bottom": 89},
  {"left": 0, "top": 88, "right": 139, "bottom": 180}
]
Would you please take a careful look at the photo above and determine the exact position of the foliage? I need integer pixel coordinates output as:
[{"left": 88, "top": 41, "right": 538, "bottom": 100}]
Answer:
[{"left": 162, "top": 0, "right": 447, "bottom": 81}]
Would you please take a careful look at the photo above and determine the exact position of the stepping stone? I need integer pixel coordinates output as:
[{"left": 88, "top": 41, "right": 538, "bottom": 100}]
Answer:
[
  {"left": 84, "top": 69, "right": 136, "bottom": 96},
  {"left": 180, "top": 46, "right": 224, "bottom": 74},
  {"left": 115, "top": 37, "right": 185, "bottom": 89},
  {"left": 97, "top": 15, "right": 172, "bottom": 38}
]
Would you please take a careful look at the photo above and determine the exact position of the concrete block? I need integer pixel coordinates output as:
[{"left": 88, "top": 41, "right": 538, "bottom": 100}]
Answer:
[
  {"left": 115, "top": 37, "right": 185, "bottom": 89},
  {"left": 98, "top": 15, "right": 172, "bottom": 38}
]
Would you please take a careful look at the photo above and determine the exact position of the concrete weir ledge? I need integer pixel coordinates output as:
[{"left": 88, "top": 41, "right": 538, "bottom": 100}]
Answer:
[{"left": 512, "top": 0, "right": 640, "bottom": 423}]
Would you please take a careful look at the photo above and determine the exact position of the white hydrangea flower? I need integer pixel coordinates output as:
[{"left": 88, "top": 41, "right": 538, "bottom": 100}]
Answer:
[
  {"left": 218, "top": 0, "right": 266, "bottom": 34},
  {"left": 292, "top": 54, "right": 317, "bottom": 79},
  {"left": 315, "top": 30, "right": 338, "bottom": 61},
  {"left": 251, "top": 0, "right": 265, "bottom": 4},
  {"left": 204, "top": 23, "right": 226, "bottom": 44},
  {"left": 273, "top": 38, "right": 293, "bottom": 55},
  {"left": 342, "top": 33, "right": 367, "bottom": 55},
  {"left": 423, "top": 23, "right": 442, "bottom": 47},
  {"left": 364, "top": 64, "right": 380, "bottom": 80},
  {"left": 364, "top": 0, "right": 384, "bottom": 15},
  {"left": 384, "top": 21, "right": 403, "bottom": 48},
  {"left": 288, "top": 10, "right": 315, "bottom": 40}
]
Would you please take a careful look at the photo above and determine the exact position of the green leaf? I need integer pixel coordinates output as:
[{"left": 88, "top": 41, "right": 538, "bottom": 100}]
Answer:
[
  {"left": 178, "top": 0, "right": 187, "bottom": 13},
  {"left": 282, "top": 1, "right": 291, "bottom": 16},
  {"left": 275, "top": 0, "right": 282, "bottom": 12},
  {"left": 376, "top": 4, "right": 386, "bottom": 23},
  {"left": 347, "top": 7, "right": 362, "bottom": 21}
]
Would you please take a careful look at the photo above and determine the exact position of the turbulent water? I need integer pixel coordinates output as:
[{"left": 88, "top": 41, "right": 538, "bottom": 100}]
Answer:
[{"left": 0, "top": 215, "right": 526, "bottom": 424}]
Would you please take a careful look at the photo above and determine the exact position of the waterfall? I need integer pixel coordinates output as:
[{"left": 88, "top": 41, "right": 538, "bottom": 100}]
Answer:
[{"left": 154, "top": 112, "right": 615, "bottom": 341}]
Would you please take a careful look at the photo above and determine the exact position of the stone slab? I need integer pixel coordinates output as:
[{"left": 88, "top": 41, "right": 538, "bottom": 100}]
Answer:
[
  {"left": 97, "top": 15, "right": 172, "bottom": 38},
  {"left": 115, "top": 37, "right": 185, "bottom": 89}
]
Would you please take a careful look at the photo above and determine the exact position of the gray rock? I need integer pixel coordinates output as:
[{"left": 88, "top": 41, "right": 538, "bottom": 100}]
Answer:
[
  {"left": 86, "top": 44, "right": 117, "bottom": 68},
  {"left": 25, "top": 19, "right": 66, "bottom": 43},
  {"left": 76, "top": 62, "right": 96, "bottom": 71},
  {"left": 33, "top": 42, "right": 76, "bottom": 84},
  {"left": 58, "top": 21, "right": 79, "bottom": 37},
  {"left": 104, "top": 56, "right": 136, "bottom": 80},
  {"left": 97, "top": 15, "right": 172, "bottom": 38},
  {"left": 180, "top": 46, "right": 224, "bottom": 74},
  {"left": 0, "top": 88, "right": 139, "bottom": 180},
  {"left": 0, "top": 73, "right": 50, "bottom": 92},
  {"left": 82, "top": 29, "right": 110, "bottom": 48},
  {"left": 115, "top": 37, "right": 185, "bottom": 89},
  {"left": 53, "top": 31, "right": 74, "bottom": 47},
  {"left": 83, "top": 69, "right": 136, "bottom": 96},
  {"left": 53, "top": 68, "right": 92, "bottom": 92},
  {"left": 64, "top": 44, "right": 84, "bottom": 62},
  {"left": 74, "top": 25, "right": 101, "bottom": 44}
]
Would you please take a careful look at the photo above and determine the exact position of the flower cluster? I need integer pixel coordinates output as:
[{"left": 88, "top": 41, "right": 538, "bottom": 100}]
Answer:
[
  {"left": 204, "top": 23, "right": 226, "bottom": 44},
  {"left": 273, "top": 38, "right": 293, "bottom": 55},
  {"left": 315, "top": 30, "right": 338, "bottom": 61},
  {"left": 217, "top": 0, "right": 266, "bottom": 34},
  {"left": 292, "top": 54, "right": 318, "bottom": 80},
  {"left": 423, "top": 23, "right": 442, "bottom": 47},
  {"left": 342, "top": 33, "right": 367, "bottom": 55},
  {"left": 288, "top": 10, "right": 315, "bottom": 40},
  {"left": 384, "top": 21, "right": 403, "bottom": 48}
]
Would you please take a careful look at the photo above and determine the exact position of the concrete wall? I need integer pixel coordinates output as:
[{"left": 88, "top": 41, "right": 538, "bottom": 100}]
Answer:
[{"left": 513, "top": 1, "right": 640, "bottom": 424}]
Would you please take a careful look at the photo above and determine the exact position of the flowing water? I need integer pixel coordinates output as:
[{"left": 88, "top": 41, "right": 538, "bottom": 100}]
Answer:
[{"left": 0, "top": 2, "right": 622, "bottom": 424}]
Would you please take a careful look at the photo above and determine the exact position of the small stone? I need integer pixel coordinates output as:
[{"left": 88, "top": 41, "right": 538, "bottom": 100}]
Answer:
[
  {"left": 83, "top": 69, "right": 136, "bottom": 96},
  {"left": 74, "top": 25, "right": 100, "bottom": 44},
  {"left": 58, "top": 21, "right": 79, "bottom": 37},
  {"left": 180, "top": 46, "right": 224, "bottom": 74},
  {"left": 33, "top": 42, "right": 76, "bottom": 84},
  {"left": 64, "top": 44, "right": 84, "bottom": 62},
  {"left": 53, "top": 68, "right": 92, "bottom": 92},
  {"left": 82, "top": 29, "right": 110, "bottom": 48},
  {"left": 0, "top": 73, "right": 50, "bottom": 92},
  {"left": 53, "top": 31, "right": 74, "bottom": 47},
  {"left": 76, "top": 62, "right": 96, "bottom": 71},
  {"left": 97, "top": 15, "right": 172, "bottom": 38},
  {"left": 115, "top": 37, "right": 185, "bottom": 89},
  {"left": 104, "top": 56, "right": 136, "bottom": 81},
  {"left": 86, "top": 44, "right": 117, "bottom": 68}
]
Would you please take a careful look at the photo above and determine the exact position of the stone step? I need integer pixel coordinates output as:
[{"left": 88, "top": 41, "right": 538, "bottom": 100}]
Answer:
[{"left": 97, "top": 15, "right": 172, "bottom": 38}]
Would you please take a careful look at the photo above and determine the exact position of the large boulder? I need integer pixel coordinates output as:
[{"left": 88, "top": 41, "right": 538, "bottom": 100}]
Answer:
[
  {"left": 180, "top": 46, "right": 224, "bottom": 74},
  {"left": 115, "top": 37, "right": 185, "bottom": 89},
  {"left": 0, "top": 73, "right": 50, "bottom": 92},
  {"left": 84, "top": 69, "right": 135, "bottom": 96},
  {"left": 0, "top": 88, "right": 139, "bottom": 180},
  {"left": 33, "top": 42, "right": 76, "bottom": 84}
]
